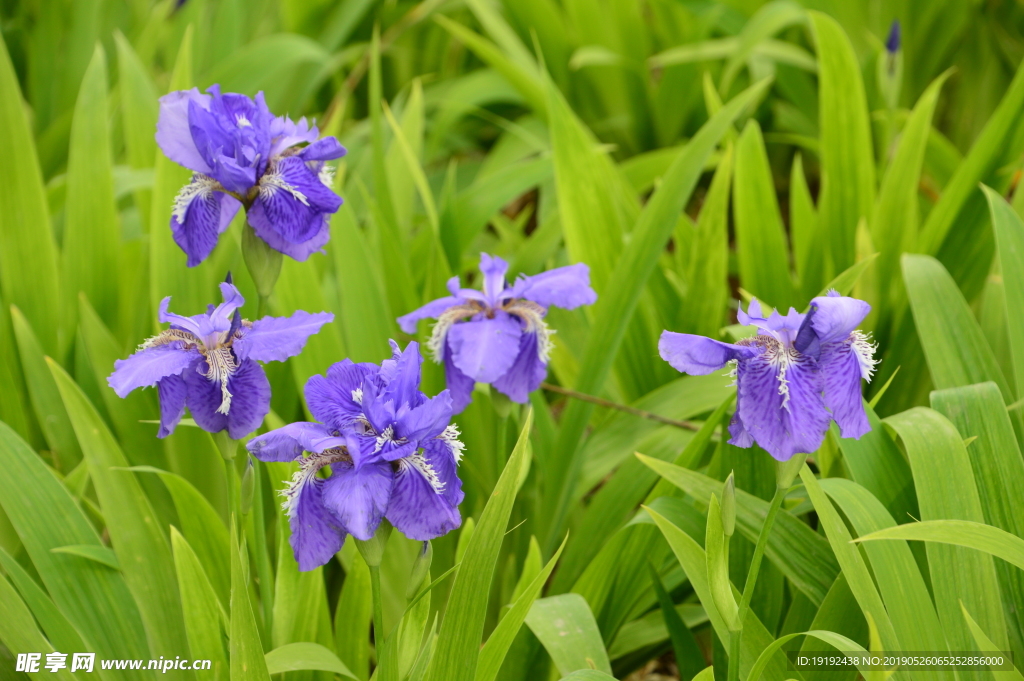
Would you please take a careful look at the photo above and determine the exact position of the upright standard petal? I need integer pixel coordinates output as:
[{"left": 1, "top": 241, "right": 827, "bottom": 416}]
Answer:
[
  {"left": 658, "top": 332, "right": 756, "bottom": 376},
  {"left": 156, "top": 88, "right": 213, "bottom": 173},
  {"left": 447, "top": 311, "right": 522, "bottom": 383},
  {"left": 386, "top": 452, "right": 461, "bottom": 541},
  {"left": 108, "top": 344, "right": 200, "bottom": 397},
  {"left": 491, "top": 331, "right": 548, "bottom": 403},
  {"left": 234, "top": 311, "right": 334, "bottom": 363},
  {"left": 818, "top": 340, "right": 871, "bottom": 439},
  {"left": 247, "top": 422, "right": 342, "bottom": 462},
  {"left": 794, "top": 293, "right": 871, "bottom": 358},
  {"left": 321, "top": 461, "right": 393, "bottom": 541},
  {"left": 479, "top": 253, "right": 510, "bottom": 305},
  {"left": 733, "top": 339, "right": 829, "bottom": 461},
  {"left": 509, "top": 263, "right": 597, "bottom": 309},
  {"left": 157, "top": 374, "right": 188, "bottom": 438},
  {"left": 396, "top": 390, "right": 453, "bottom": 443}
]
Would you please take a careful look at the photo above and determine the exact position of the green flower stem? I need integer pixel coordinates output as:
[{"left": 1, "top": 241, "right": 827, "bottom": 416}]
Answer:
[
  {"left": 728, "top": 629, "right": 742, "bottom": 681},
  {"left": 370, "top": 564, "right": 385, "bottom": 651}
]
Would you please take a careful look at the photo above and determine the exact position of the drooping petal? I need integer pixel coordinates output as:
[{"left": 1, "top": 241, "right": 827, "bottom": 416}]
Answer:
[
  {"left": 396, "top": 390, "right": 452, "bottom": 443},
  {"left": 254, "top": 157, "right": 343, "bottom": 243},
  {"left": 224, "top": 359, "right": 272, "bottom": 439},
  {"left": 818, "top": 340, "right": 871, "bottom": 439},
  {"left": 386, "top": 451, "right": 461, "bottom": 541},
  {"left": 732, "top": 339, "right": 829, "bottom": 461},
  {"left": 442, "top": 343, "right": 476, "bottom": 414},
  {"left": 156, "top": 88, "right": 213, "bottom": 173},
  {"left": 285, "top": 471, "right": 346, "bottom": 572},
  {"left": 170, "top": 178, "right": 239, "bottom": 267},
  {"left": 198, "top": 282, "right": 246, "bottom": 341},
  {"left": 447, "top": 311, "right": 522, "bottom": 383},
  {"left": 381, "top": 340, "right": 424, "bottom": 412},
  {"left": 246, "top": 421, "right": 343, "bottom": 462},
  {"left": 422, "top": 437, "right": 465, "bottom": 508},
  {"left": 304, "top": 360, "right": 376, "bottom": 431},
  {"left": 299, "top": 137, "right": 347, "bottom": 162},
  {"left": 321, "top": 460, "right": 393, "bottom": 541},
  {"left": 508, "top": 263, "right": 597, "bottom": 310},
  {"left": 156, "top": 374, "right": 188, "bottom": 438},
  {"left": 727, "top": 410, "right": 753, "bottom": 448},
  {"left": 234, "top": 311, "right": 334, "bottom": 363},
  {"left": 108, "top": 344, "right": 200, "bottom": 397},
  {"left": 248, "top": 200, "right": 331, "bottom": 261},
  {"left": 794, "top": 294, "right": 871, "bottom": 359},
  {"left": 491, "top": 331, "right": 548, "bottom": 403},
  {"left": 396, "top": 295, "right": 463, "bottom": 334},
  {"left": 479, "top": 253, "right": 510, "bottom": 306},
  {"left": 183, "top": 361, "right": 228, "bottom": 434},
  {"left": 658, "top": 332, "right": 756, "bottom": 375}
]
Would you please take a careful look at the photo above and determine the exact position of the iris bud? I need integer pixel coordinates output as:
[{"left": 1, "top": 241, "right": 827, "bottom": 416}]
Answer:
[
  {"left": 242, "top": 221, "right": 283, "bottom": 300},
  {"left": 240, "top": 458, "right": 255, "bottom": 516},
  {"left": 406, "top": 541, "right": 434, "bottom": 600},
  {"left": 722, "top": 472, "right": 736, "bottom": 537}
]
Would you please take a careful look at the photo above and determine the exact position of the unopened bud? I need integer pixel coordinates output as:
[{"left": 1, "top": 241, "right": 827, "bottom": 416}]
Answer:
[
  {"left": 721, "top": 472, "right": 736, "bottom": 537},
  {"left": 355, "top": 519, "right": 392, "bottom": 567},
  {"left": 241, "top": 221, "right": 283, "bottom": 299},
  {"left": 406, "top": 541, "right": 433, "bottom": 600}
]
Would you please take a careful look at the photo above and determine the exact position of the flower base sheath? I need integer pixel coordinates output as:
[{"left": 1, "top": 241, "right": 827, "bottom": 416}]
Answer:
[
  {"left": 397, "top": 253, "right": 597, "bottom": 413},
  {"left": 108, "top": 281, "right": 333, "bottom": 439},
  {"left": 247, "top": 341, "right": 465, "bottom": 571},
  {"left": 157, "top": 85, "right": 347, "bottom": 265},
  {"left": 659, "top": 291, "right": 878, "bottom": 461}
]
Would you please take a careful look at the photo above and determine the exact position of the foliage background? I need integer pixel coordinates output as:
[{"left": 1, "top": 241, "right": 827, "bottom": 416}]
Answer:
[{"left": 2, "top": 0, "right": 1024, "bottom": 680}]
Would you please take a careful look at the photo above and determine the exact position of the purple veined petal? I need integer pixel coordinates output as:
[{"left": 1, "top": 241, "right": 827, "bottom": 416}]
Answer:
[
  {"left": 422, "top": 438, "right": 465, "bottom": 508},
  {"left": 255, "top": 157, "right": 343, "bottom": 243},
  {"left": 169, "top": 178, "right": 239, "bottom": 267},
  {"left": 208, "top": 153, "right": 259, "bottom": 194},
  {"left": 304, "top": 360, "right": 376, "bottom": 431},
  {"left": 157, "top": 297, "right": 203, "bottom": 337},
  {"left": 658, "top": 332, "right": 757, "bottom": 375},
  {"left": 731, "top": 340, "right": 829, "bottom": 461},
  {"left": 285, "top": 472, "right": 346, "bottom": 571},
  {"left": 108, "top": 344, "right": 200, "bottom": 398},
  {"left": 386, "top": 451, "right": 461, "bottom": 541},
  {"left": 224, "top": 359, "right": 272, "bottom": 439},
  {"left": 397, "top": 295, "right": 463, "bottom": 334},
  {"left": 182, "top": 357, "right": 270, "bottom": 438},
  {"left": 479, "top": 253, "right": 511, "bottom": 306},
  {"left": 819, "top": 339, "right": 872, "bottom": 439},
  {"left": 299, "top": 137, "right": 347, "bottom": 162},
  {"left": 246, "top": 421, "right": 340, "bottom": 462},
  {"left": 248, "top": 199, "right": 332, "bottom": 261},
  {"left": 322, "top": 460, "right": 394, "bottom": 541},
  {"left": 375, "top": 439, "right": 418, "bottom": 463},
  {"left": 234, "top": 311, "right": 334, "bottom": 363},
  {"left": 794, "top": 294, "right": 871, "bottom": 358},
  {"left": 447, "top": 310, "right": 523, "bottom": 383},
  {"left": 157, "top": 374, "right": 188, "bottom": 438},
  {"left": 360, "top": 379, "right": 397, "bottom": 438},
  {"left": 156, "top": 88, "right": 214, "bottom": 173},
  {"left": 204, "top": 281, "right": 245, "bottom": 331},
  {"left": 442, "top": 342, "right": 476, "bottom": 414},
  {"left": 727, "top": 410, "right": 754, "bottom": 449},
  {"left": 446, "top": 275, "right": 486, "bottom": 303},
  {"left": 396, "top": 390, "right": 453, "bottom": 443},
  {"left": 491, "top": 331, "right": 548, "bottom": 404},
  {"left": 508, "top": 263, "right": 597, "bottom": 310}
]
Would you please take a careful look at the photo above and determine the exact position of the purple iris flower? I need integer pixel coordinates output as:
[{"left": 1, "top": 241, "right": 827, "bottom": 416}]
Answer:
[
  {"left": 108, "top": 281, "right": 333, "bottom": 440},
  {"left": 156, "top": 85, "right": 346, "bottom": 266},
  {"left": 246, "top": 340, "right": 465, "bottom": 571},
  {"left": 658, "top": 291, "right": 878, "bottom": 461},
  {"left": 397, "top": 253, "right": 597, "bottom": 413}
]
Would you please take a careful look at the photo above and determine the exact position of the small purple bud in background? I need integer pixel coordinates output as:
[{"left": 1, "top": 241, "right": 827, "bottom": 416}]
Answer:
[{"left": 886, "top": 19, "right": 901, "bottom": 54}]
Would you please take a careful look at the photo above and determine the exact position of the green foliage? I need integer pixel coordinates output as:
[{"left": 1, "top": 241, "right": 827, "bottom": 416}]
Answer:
[{"left": 2, "top": 2, "right": 1024, "bottom": 679}]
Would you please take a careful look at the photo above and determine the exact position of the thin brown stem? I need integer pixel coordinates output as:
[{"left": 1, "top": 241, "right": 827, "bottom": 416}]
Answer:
[{"left": 540, "top": 382, "right": 700, "bottom": 431}]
